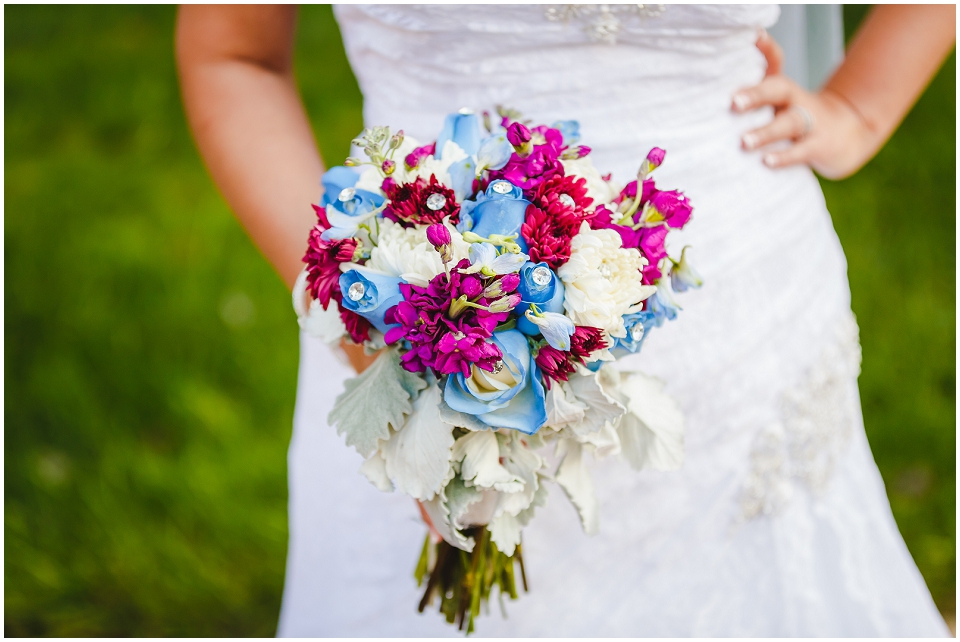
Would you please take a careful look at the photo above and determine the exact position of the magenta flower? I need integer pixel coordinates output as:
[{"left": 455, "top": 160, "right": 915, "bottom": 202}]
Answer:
[
  {"left": 530, "top": 125, "right": 564, "bottom": 151},
  {"left": 637, "top": 226, "right": 669, "bottom": 284},
  {"left": 383, "top": 259, "right": 509, "bottom": 376},
  {"left": 649, "top": 190, "right": 693, "bottom": 229},
  {"left": 620, "top": 178, "right": 656, "bottom": 206},
  {"left": 534, "top": 344, "right": 577, "bottom": 389},
  {"left": 646, "top": 147, "right": 666, "bottom": 170},
  {"left": 426, "top": 223, "right": 451, "bottom": 248},
  {"left": 507, "top": 122, "right": 532, "bottom": 147},
  {"left": 589, "top": 204, "right": 642, "bottom": 249},
  {"left": 404, "top": 142, "right": 436, "bottom": 170},
  {"left": 570, "top": 326, "right": 608, "bottom": 361}
]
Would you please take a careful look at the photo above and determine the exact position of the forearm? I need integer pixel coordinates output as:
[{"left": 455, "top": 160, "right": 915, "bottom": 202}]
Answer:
[
  {"left": 824, "top": 5, "right": 956, "bottom": 157},
  {"left": 176, "top": 6, "right": 322, "bottom": 289}
]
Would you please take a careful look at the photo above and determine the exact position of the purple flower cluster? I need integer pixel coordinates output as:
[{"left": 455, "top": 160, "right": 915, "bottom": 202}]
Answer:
[{"left": 384, "top": 259, "right": 521, "bottom": 377}]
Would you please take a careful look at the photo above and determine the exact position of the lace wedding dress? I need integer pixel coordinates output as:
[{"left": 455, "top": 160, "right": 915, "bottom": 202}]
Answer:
[{"left": 277, "top": 5, "right": 949, "bottom": 636}]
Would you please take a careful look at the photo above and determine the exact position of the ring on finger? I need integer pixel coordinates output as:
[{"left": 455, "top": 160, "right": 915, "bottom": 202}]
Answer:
[{"left": 791, "top": 105, "right": 815, "bottom": 139}]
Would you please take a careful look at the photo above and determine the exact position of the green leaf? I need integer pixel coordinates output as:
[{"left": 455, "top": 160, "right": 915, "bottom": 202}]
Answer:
[{"left": 327, "top": 347, "right": 427, "bottom": 458}]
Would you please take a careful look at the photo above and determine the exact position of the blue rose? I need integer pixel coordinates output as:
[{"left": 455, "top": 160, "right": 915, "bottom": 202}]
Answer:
[
  {"left": 321, "top": 186, "right": 386, "bottom": 241},
  {"left": 614, "top": 310, "right": 658, "bottom": 356},
  {"left": 436, "top": 111, "right": 483, "bottom": 158},
  {"left": 443, "top": 329, "right": 548, "bottom": 435},
  {"left": 457, "top": 180, "right": 530, "bottom": 250},
  {"left": 338, "top": 267, "right": 403, "bottom": 334},
  {"left": 447, "top": 157, "right": 477, "bottom": 202},
  {"left": 515, "top": 262, "right": 565, "bottom": 335},
  {"left": 320, "top": 166, "right": 360, "bottom": 207}
]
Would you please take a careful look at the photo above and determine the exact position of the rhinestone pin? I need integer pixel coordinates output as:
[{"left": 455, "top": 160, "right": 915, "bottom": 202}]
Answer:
[
  {"left": 458, "top": 107, "right": 475, "bottom": 115},
  {"left": 338, "top": 187, "right": 356, "bottom": 202},
  {"left": 491, "top": 181, "right": 513, "bottom": 195},
  {"left": 426, "top": 193, "right": 447, "bottom": 211},
  {"left": 347, "top": 282, "right": 366, "bottom": 301},
  {"left": 531, "top": 266, "right": 552, "bottom": 286},
  {"left": 630, "top": 324, "right": 645, "bottom": 342},
  {"left": 559, "top": 193, "right": 576, "bottom": 208},
  {"left": 492, "top": 360, "right": 504, "bottom": 374}
]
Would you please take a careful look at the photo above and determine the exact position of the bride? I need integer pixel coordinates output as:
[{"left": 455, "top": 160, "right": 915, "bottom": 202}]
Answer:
[{"left": 176, "top": 5, "right": 954, "bottom": 636}]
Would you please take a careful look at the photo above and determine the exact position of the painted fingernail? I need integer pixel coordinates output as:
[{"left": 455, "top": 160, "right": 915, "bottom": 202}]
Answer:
[
  {"left": 763, "top": 154, "right": 777, "bottom": 168},
  {"left": 742, "top": 133, "right": 759, "bottom": 150},
  {"left": 732, "top": 93, "right": 751, "bottom": 111}
]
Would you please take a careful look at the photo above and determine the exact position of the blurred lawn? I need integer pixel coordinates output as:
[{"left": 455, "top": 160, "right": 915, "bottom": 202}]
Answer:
[{"left": 4, "top": 5, "right": 954, "bottom": 636}]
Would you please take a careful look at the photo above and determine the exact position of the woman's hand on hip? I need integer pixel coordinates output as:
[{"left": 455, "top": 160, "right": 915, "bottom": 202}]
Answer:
[{"left": 731, "top": 30, "right": 874, "bottom": 180}]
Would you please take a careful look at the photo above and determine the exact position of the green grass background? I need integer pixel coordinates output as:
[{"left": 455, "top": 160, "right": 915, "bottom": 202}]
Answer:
[{"left": 4, "top": 5, "right": 955, "bottom": 636}]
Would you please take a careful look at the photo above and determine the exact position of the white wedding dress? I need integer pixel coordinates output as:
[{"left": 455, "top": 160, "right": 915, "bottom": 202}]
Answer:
[{"left": 277, "top": 5, "right": 949, "bottom": 637}]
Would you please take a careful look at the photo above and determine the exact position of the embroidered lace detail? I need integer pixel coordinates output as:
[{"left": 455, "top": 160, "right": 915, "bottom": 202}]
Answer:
[
  {"left": 740, "top": 314, "right": 863, "bottom": 520},
  {"left": 544, "top": 4, "right": 666, "bottom": 44}
]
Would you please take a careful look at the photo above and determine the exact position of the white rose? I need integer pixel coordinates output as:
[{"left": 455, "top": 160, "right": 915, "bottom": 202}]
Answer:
[
  {"left": 561, "top": 156, "right": 620, "bottom": 207},
  {"left": 558, "top": 223, "right": 656, "bottom": 338},
  {"left": 367, "top": 219, "right": 470, "bottom": 287}
]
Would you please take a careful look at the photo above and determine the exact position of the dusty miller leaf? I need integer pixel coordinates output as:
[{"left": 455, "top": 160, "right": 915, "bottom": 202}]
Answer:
[
  {"left": 554, "top": 439, "right": 600, "bottom": 535},
  {"left": 327, "top": 347, "right": 427, "bottom": 458},
  {"left": 452, "top": 430, "right": 524, "bottom": 492},
  {"left": 358, "top": 451, "right": 393, "bottom": 492},
  {"left": 422, "top": 477, "right": 481, "bottom": 553},
  {"left": 617, "top": 372, "right": 685, "bottom": 471},
  {"left": 381, "top": 385, "right": 455, "bottom": 501},
  {"left": 565, "top": 370, "right": 626, "bottom": 436}
]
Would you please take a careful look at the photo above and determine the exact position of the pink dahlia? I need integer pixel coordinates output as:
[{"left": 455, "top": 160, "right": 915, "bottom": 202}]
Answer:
[
  {"left": 521, "top": 175, "right": 594, "bottom": 270},
  {"left": 383, "top": 175, "right": 460, "bottom": 226},
  {"left": 570, "top": 326, "right": 608, "bottom": 361},
  {"left": 534, "top": 345, "right": 577, "bottom": 389},
  {"left": 535, "top": 325, "right": 608, "bottom": 388},
  {"left": 302, "top": 226, "right": 357, "bottom": 309}
]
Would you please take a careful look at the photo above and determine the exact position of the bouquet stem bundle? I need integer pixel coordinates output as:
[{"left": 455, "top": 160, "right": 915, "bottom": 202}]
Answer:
[{"left": 415, "top": 527, "right": 528, "bottom": 634}]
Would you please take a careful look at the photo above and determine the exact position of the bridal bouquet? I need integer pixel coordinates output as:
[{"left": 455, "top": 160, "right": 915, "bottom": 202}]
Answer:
[{"left": 293, "top": 107, "right": 701, "bottom": 633}]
